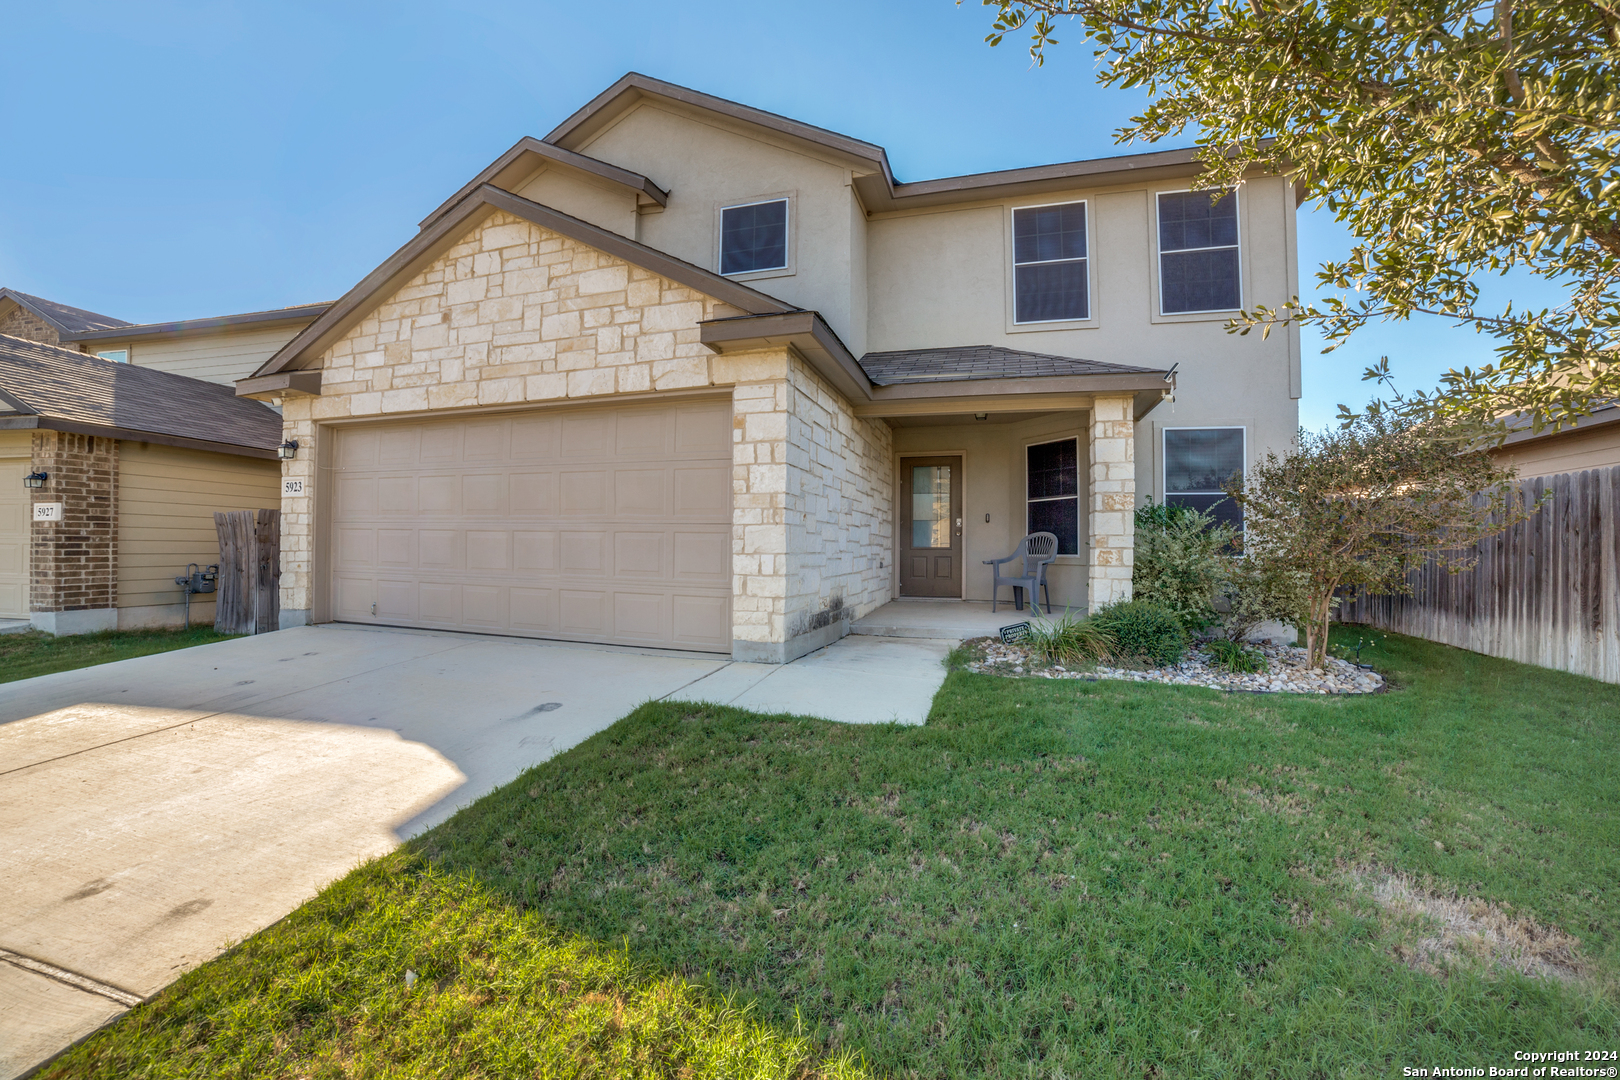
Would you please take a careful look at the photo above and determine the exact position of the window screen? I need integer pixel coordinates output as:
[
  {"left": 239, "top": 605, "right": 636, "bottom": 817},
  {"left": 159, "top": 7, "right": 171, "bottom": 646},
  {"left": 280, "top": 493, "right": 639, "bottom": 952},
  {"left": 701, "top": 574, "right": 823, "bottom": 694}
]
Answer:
[
  {"left": 720, "top": 199, "right": 788, "bottom": 275},
  {"left": 1013, "top": 202, "right": 1088, "bottom": 323},
  {"left": 1158, "top": 190, "right": 1240, "bottom": 313},
  {"left": 1027, "top": 438, "right": 1080, "bottom": 554},
  {"left": 1164, "top": 427, "right": 1244, "bottom": 528}
]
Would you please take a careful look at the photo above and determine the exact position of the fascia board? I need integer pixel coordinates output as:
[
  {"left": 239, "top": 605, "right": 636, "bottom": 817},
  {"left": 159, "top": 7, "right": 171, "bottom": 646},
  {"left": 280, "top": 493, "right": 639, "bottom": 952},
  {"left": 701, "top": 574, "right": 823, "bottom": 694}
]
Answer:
[
  {"left": 699, "top": 311, "right": 874, "bottom": 402},
  {"left": 0, "top": 415, "right": 277, "bottom": 459},
  {"left": 63, "top": 304, "right": 332, "bottom": 343},
  {"left": 418, "top": 137, "right": 670, "bottom": 232},
  {"left": 235, "top": 370, "right": 323, "bottom": 399}
]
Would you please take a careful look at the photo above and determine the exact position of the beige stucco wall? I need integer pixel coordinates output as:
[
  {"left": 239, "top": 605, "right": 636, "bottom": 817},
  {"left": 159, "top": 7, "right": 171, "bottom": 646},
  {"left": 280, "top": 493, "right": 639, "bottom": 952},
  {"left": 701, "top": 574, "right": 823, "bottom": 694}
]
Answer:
[
  {"left": 93, "top": 321, "right": 316, "bottom": 386},
  {"left": 1493, "top": 424, "right": 1620, "bottom": 479},
  {"left": 116, "top": 441, "right": 280, "bottom": 627},
  {"left": 576, "top": 102, "right": 871, "bottom": 356},
  {"left": 511, "top": 166, "right": 640, "bottom": 239}
]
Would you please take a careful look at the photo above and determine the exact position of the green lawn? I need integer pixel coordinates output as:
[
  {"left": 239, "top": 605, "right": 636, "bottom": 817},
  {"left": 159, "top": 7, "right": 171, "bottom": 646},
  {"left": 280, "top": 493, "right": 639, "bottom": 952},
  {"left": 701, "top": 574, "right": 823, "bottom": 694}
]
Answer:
[
  {"left": 0, "top": 625, "right": 235, "bottom": 684},
  {"left": 48, "top": 629, "right": 1619, "bottom": 1078}
]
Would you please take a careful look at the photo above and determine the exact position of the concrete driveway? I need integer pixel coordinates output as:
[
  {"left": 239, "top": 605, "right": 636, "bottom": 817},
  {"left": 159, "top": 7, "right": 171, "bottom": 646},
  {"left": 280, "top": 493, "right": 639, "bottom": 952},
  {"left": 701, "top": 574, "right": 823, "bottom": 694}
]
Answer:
[{"left": 0, "top": 623, "right": 951, "bottom": 1077}]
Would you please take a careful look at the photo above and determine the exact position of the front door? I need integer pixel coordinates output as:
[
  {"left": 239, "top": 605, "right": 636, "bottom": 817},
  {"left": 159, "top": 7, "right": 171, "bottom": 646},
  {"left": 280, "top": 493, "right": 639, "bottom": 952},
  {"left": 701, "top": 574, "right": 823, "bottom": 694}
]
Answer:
[{"left": 899, "top": 456, "right": 962, "bottom": 597}]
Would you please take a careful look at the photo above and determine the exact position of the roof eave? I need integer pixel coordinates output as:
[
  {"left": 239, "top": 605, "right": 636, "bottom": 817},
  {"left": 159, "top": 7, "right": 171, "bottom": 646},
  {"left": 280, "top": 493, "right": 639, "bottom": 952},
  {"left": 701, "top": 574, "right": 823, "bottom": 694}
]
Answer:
[
  {"left": 236, "top": 370, "right": 323, "bottom": 400},
  {"left": 699, "top": 310, "right": 874, "bottom": 402},
  {"left": 0, "top": 414, "right": 278, "bottom": 459},
  {"left": 62, "top": 303, "right": 332, "bottom": 343}
]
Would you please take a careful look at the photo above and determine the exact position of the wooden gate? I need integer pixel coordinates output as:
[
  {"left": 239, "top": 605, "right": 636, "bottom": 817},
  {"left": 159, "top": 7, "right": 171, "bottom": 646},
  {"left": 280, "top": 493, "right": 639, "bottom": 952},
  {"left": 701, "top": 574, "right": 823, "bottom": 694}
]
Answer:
[{"left": 214, "top": 508, "right": 281, "bottom": 635}]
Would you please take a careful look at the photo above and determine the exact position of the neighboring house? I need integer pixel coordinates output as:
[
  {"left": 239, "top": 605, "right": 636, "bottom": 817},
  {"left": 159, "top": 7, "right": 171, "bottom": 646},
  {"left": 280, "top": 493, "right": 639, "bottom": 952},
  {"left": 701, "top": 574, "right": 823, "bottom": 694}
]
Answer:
[
  {"left": 0, "top": 336, "right": 282, "bottom": 633},
  {"left": 1492, "top": 404, "right": 1620, "bottom": 478},
  {"left": 239, "top": 73, "right": 1303, "bottom": 662},
  {"left": 0, "top": 288, "right": 329, "bottom": 387}
]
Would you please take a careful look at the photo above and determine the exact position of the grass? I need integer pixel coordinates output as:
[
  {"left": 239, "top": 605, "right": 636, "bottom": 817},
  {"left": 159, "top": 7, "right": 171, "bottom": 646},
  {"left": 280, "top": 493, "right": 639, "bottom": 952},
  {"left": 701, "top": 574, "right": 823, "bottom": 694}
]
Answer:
[
  {"left": 0, "top": 625, "right": 235, "bottom": 684},
  {"left": 49, "top": 628, "right": 1620, "bottom": 1078}
]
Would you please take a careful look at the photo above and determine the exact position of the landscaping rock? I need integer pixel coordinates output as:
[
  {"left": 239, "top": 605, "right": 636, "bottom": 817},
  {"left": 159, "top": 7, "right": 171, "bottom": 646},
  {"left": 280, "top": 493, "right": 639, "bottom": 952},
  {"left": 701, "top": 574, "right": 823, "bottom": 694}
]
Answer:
[{"left": 964, "top": 639, "right": 1385, "bottom": 695}]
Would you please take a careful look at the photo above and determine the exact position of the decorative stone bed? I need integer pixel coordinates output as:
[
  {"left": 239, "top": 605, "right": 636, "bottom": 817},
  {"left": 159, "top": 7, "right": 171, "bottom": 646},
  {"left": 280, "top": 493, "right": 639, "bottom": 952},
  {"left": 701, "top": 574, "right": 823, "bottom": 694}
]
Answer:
[{"left": 964, "top": 638, "right": 1386, "bottom": 695}]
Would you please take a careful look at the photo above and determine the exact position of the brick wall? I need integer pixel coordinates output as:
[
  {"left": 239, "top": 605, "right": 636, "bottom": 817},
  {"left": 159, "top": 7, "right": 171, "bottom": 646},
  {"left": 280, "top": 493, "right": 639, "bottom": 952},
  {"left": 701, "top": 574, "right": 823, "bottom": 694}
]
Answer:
[
  {"left": 30, "top": 431, "right": 118, "bottom": 612},
  {"left": 1, "top": 306, "right": 61, "bottom": 346}
]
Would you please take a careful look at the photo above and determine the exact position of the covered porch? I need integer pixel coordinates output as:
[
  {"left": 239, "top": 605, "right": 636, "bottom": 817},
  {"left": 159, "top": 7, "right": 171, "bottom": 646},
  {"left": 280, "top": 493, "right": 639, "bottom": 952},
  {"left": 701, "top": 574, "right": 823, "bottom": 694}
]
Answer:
[{"left": 850, "top": 599, "right": 1043, "bottom": 640}]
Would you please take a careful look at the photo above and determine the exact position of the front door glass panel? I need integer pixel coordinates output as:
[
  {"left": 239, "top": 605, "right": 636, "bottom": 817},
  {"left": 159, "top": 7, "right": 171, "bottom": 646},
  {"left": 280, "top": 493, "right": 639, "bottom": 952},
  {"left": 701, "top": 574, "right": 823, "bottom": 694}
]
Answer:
[{"left": 910, "top": 465, "right": 952, "bottom": 548}]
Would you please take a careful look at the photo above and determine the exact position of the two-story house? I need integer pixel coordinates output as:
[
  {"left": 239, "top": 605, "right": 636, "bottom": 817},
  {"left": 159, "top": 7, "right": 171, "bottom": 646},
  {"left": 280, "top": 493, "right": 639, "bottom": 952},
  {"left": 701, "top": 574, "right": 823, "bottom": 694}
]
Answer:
[{"left": 239, "top": 73, "right": 1302, "bottom": 662}]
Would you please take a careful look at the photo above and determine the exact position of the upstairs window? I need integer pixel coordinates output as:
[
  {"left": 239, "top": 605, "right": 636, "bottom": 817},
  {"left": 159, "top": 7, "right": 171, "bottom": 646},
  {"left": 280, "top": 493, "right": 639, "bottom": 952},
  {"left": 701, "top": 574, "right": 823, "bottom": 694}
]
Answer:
[
  {"left": 95, "top": 349, "right": 129, "bottom": 363},
  {"left": 1026, "top": 438, "right": 1080, "bottom": 554},
  {"left": 1013, "top": 202, "right": 1088, "bottom": 323},
  {"left": 1164, "top": 427, "right": 1245, "bottom": 529},
  {"left": 720, "top": 199, "right": 788, "bottom": 275},
  {"left": 1158, "top": 189, "right": 1240, "bottom": 314}
]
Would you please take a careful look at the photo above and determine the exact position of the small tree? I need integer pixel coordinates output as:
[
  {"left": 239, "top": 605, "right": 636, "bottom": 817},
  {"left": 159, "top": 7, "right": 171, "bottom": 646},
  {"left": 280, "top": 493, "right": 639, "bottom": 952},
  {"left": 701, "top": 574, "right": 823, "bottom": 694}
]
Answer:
[{"left": 1227, "top": 416, "right": 1533, "bottom": 669}]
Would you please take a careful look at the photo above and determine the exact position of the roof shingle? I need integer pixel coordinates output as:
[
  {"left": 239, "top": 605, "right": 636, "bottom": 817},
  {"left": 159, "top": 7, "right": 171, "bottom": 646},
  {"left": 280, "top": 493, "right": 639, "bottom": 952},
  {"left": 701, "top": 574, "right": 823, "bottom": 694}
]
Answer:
[
  {"left": 0, "top": 288, "right": 130, "bottom": 335},
  {"left": 857, "top": 345, "right": 1168, "bottom": 386},
  {"left": 0, "top": 334, "right": 282, "bottom": 453}
]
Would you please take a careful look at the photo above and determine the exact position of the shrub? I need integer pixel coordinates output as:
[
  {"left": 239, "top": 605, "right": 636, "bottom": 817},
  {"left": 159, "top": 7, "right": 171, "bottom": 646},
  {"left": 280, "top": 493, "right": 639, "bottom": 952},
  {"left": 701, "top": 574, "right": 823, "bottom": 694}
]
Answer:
[
  {"left": 1090, "top": 600, "right": 1188, "bottom": 667},
  {"left": 1205, "top": 637, "right": 1266, "bottom": 674},
  {"left": 1132, "top": 501, "right": 1238, "bottom": 634},
  {"left": 1023, "top": 613, "right": 1114, "bottom": 664},
  {"left": 1219, "top": 558, "right": 1314, "bottom": 643}
]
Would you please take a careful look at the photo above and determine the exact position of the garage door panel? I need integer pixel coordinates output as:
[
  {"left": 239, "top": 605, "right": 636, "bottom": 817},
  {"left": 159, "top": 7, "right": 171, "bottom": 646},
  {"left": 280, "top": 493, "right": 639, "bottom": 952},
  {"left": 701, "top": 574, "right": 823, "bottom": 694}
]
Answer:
[
  {"left": 672, "top": 530, "right": 728, "bottom": 582},
  {"left": 463, "top": 473, "right": 504, "bottom": 513},
  {"left": 331, "top": 401, "right": 730, "bottom": 652},
  {"left": 675, "top": 402, "right": 731, "bottom": 454},
  {"left": 417, "top": 583, "right": 458, "bottom": 623},
  {"left": 377, "top": 476, "right": 415, "bottom": 515},
  {"left": 514, "top": 531, "right": 557, "bottom": 571},
  {"left": 462, "top": 584, "right": 506, "bottom": 627},
  {"left": 466, "top": 531, "right": 511, "bottom": 572},
  {"left": 615, "top": 532, "right": 665, "bottom": 577},
  {"left": 559, "top": 589, "right": 609, "bottom": 634},
  {"left": 673, "top": 594, "right": 729, "bottom": 647},
  {"left": 674, "top": 467, "right": 728, "bottom": 516},
  {"left": 418, "top": 475, "right": 458, "bottom": 514},
  {"left": 510, "top": 472, "right": 554, "bottom": 514},
  {"left": 614, "top": 469, "right": 667, "bottom": 517},
  {"left": 511, "top": 417, "right": 560, "bottom": 459},
  {"left": 560, "top": 532, "right": 606, "bottom": 574},
  {"left": 614, "top": 591, "right": 666, "bottom": 641},
  {"left": 560, "top": 471, "right": 609, "bottom": 515}
]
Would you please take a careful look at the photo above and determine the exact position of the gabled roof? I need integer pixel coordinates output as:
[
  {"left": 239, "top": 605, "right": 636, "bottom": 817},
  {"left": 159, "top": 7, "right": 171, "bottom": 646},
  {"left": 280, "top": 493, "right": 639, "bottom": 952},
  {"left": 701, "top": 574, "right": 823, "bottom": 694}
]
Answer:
[
  {"left": 64, "top": 302, "right": 332, "bottom": 343},
  {"left": 419, "top": 137, "right": 669, "bottom": 232},
  {"left": 542, "top": 72, "right": 1210, "bottom": 213},
  {"left": 0, "top": 288, "right": 130, "bottom": 336},
  {"left": 0, "top": 334, "right": 282, "bottom": 458},
  {"left": 243, "top": 184, "right": 794, "bottom": 390},
  {"left": 858, "top": 345, "right": 1167, "bottom": 386}
]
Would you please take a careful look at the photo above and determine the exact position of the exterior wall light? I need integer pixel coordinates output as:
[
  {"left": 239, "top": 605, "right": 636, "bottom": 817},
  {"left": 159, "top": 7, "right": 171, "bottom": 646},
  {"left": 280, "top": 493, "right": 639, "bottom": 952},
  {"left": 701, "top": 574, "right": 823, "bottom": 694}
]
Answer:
[
  {"left": 23, "top": 471, "right": 47, "bottom": 489},
  {"left": 277, "top": 440, "right": 299, "bottom": 460},
  {"left": 974, "top": 413, "right": 988, "bottom": 421}
]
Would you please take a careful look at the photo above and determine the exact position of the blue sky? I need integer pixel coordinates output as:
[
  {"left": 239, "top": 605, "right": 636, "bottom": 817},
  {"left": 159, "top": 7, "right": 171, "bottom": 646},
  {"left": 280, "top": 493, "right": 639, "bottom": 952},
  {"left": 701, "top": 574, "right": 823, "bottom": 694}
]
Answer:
[{"left": 0, "top": 0, "right": 1551, "bottom": 428}]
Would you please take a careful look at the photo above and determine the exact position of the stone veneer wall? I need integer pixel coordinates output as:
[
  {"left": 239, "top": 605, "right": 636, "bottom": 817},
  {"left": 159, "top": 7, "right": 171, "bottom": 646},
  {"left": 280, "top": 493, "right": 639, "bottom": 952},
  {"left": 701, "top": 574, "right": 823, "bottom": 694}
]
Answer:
[
  {"left": 1, "top": 307, "right": 61, "bottom": 346},
  {"left": 29, "top": 431, "right": 118, "bottom": 626},
  {"left": 1087, "top": 394, "right": 1136, "bottom": 607},
  {"left": 784, "top": 356, "right": 891, "bottom": 643},
  {"left": 276, "top": 209, "right": 891, "bottom": 658}
]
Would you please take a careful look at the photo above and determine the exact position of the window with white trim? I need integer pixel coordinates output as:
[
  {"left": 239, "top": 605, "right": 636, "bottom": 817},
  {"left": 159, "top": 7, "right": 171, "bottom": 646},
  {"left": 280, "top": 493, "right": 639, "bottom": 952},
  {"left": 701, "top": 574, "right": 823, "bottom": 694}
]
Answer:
[
  {"left": 95, "top": 349, "right": 129, "bottom": 363},
  {"left": 720, "top": 199, "right": 789, "bottom": 275},
  {"left": 1026, "top": 438, "right": 1080, "bottom": 554},
  {"left": 1158, "top": 189, "right": 1240, "bottom": 314},
  {"left": 1013, "top": 202, "right": 1088, "bottom": 323},
  {"left": 1163, "top": 427, "right": 1244, "bottom": 528}
]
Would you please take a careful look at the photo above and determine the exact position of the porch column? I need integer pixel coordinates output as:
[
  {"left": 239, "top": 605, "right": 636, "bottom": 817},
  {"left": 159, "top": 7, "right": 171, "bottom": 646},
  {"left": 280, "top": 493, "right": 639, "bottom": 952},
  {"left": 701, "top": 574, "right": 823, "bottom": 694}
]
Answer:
[{"left": 1087, "top": 395, "right": 1135, "bottom": 610}]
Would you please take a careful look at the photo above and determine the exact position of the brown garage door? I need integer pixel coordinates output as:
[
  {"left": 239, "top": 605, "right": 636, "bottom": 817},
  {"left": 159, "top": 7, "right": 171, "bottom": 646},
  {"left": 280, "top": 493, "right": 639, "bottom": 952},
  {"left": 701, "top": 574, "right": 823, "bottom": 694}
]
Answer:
[{"left": 330, "top": 399, "right": 732, "bottom": 652}]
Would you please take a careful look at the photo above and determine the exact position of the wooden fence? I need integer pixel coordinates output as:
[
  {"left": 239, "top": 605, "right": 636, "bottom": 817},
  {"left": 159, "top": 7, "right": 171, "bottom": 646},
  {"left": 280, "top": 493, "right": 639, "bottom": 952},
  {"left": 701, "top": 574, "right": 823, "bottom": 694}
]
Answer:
[
  {"left": 214, "top": 509, "right": 281, "bottom": 635},
  {"left": 1339, "top": 464, "right": 1620, "bottom": 684}
]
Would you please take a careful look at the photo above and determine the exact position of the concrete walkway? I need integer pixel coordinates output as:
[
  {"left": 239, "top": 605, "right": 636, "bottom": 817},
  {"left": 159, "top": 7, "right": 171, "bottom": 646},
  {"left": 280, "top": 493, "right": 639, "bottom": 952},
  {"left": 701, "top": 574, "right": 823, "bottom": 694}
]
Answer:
[
  {"left": 851, "top": 598, "right": 1077, "bottom": 640},
  {"left": 0, "top": 623, "right": 951, "bottom": 1078}
]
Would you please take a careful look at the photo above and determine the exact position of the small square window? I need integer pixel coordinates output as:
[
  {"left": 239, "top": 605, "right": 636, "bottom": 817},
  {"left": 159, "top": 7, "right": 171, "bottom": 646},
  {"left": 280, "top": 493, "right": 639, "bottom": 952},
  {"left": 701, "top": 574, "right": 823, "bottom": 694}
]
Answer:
[
  {"left": 96, "top": 349, "right": 129, "bottom": 363},
  {"left": 1158, "top": 190, "right": 1240, "bottom": 314},
  {"left": 720, "top": 199, "right": 788, "bottom": 275},
  {"left": 1013, "top": 202, "right": 1088, "bottom": 323},
  {"left": 1026, "top": 438, "right": 1080, "bottom": 554},
  {"left": 1164, "top": 427, "right": 1244, "bottom": 528}
]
